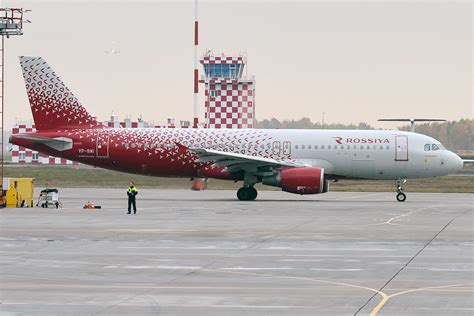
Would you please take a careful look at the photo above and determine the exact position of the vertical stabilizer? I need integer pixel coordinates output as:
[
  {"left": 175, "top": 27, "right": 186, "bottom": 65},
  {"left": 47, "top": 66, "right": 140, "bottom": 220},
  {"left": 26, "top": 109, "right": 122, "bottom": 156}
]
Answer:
[{"left": 19, "top": 56, "right": 101, "bottom": 130}]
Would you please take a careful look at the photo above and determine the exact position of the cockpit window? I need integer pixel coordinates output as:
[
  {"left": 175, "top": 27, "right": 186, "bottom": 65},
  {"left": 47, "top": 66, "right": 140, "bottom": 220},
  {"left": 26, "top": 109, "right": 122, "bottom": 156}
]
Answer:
[
  {"left": 432, "top": 144, "right": 440, "bottom": 151},
  {"left": 424, "top": 144, "right": 431, "bottom": 151}
]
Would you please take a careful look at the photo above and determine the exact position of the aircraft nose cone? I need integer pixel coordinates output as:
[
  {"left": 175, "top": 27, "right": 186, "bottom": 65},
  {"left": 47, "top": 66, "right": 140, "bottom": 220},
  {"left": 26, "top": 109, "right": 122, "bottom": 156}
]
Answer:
[{"left": 449, "top": 152, "right": 464, "bottom": 171}]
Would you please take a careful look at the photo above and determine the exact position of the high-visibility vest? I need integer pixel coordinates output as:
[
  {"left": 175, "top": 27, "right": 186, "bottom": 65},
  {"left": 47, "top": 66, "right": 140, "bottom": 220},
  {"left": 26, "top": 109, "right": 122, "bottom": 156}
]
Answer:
[{"left": 127, "top": 187, "right": 138, "bottom": 194}]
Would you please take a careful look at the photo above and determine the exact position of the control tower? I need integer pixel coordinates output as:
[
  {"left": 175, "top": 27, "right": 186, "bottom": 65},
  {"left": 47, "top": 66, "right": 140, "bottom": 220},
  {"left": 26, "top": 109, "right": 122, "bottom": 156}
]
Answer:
[{"left": 200, "top": 52, "right": 255, "bottom": 128}]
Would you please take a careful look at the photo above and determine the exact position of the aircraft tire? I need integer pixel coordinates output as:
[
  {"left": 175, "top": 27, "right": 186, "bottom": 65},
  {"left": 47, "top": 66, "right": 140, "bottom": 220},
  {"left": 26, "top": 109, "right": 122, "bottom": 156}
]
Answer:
[
  {"left": 396, "top": 192, "right": 406, "bottom": 202},
  {"left": 237, "top": 187, "right": 257, "bottom": 201},
  {"left": 248, "top": 187, "right": 258, "bottom": 200}
]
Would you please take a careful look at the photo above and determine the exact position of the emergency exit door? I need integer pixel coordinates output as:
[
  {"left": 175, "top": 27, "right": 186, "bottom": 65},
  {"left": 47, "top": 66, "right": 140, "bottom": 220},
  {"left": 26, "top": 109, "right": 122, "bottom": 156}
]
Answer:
[
  {"left": 395, "top": 135, "right": 408, "bottom": 161},
  {"left": 96, "top": 133, "right": 110, "bottom": 158}
]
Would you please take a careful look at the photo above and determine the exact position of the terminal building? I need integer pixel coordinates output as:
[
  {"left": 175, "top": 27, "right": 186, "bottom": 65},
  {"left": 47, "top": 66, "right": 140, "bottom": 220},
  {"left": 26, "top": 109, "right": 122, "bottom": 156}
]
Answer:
[{"left": 200, "top": 52, "right": 255, "bottom": 129}]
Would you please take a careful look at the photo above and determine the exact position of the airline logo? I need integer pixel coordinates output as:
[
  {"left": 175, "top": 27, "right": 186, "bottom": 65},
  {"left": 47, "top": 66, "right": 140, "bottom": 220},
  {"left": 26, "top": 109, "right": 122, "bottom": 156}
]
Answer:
[{"left": 333, "top": 137, "right": 390, "bottom": 145}]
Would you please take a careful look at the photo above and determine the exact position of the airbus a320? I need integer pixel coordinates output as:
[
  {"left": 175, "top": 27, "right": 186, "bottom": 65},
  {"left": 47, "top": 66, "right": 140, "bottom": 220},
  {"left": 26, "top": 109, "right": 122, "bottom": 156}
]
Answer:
[{"left": 11, "top": 57, "right": 465, "bottom": 202}]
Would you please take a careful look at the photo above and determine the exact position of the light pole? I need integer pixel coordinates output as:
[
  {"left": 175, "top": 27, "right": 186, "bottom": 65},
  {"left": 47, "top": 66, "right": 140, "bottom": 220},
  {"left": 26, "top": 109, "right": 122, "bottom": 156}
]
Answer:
[{"left": 0, "top": 8, "right": 27, "bottom": 197}]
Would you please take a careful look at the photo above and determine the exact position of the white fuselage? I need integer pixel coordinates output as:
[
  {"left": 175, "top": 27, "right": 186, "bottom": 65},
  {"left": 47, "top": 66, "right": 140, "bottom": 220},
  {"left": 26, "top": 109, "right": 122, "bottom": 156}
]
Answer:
[
  {"left": 178, "top": 128, "right": 462, "bottom": 180},
  {"left": 260, "top": 129, "right": 463, "bottom": 179}
]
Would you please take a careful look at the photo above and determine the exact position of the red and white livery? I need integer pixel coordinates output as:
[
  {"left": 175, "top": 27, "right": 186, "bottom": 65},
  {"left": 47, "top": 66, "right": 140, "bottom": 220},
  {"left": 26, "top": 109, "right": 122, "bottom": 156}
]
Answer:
[{"left": 11, "top": 57, "right": 464, "bottom": 201}]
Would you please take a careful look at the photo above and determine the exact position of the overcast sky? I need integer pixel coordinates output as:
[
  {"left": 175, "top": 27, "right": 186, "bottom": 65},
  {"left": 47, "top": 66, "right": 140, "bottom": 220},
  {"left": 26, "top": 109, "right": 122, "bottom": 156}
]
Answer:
[{"left": 2, "top": 0, "right": 472, "bottom": 129}]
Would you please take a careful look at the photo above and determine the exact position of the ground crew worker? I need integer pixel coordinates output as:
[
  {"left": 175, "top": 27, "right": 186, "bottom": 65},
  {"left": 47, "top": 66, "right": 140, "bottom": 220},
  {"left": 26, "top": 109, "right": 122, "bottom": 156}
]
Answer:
[{"left": 127, "top": 182, "right": 138, "bottom": 214}]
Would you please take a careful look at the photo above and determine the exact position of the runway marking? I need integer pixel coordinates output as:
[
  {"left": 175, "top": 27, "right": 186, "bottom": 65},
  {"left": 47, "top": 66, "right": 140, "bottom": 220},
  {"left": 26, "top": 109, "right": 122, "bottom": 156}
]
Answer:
[
  {"left": 370, "top": 283, "right": 474, "bottom": 316},
  {"left": 200, "top": 268, "right": 389, "bottom": 307},
  {"left": 279, "top": 259, "right": 361, "bottom": 262},
  {"left": 375, "top": 204, "right": 442, "bottom": 226},
  {"left": 222, "top": 267, "right": 293, "bottom": 271},
  {"left": 310, "top": 268, "right": 363, "bottom": 272},
  {"left": 103, "top": 265, "right": 203, "bottom": 270},
  {"left": 107, "top": 229, "right": 197, "bottom": 233},
  {"left": 0, "top": 250, "right": 414, "bottom": 258},
  {"left": 363, "top": 217, "right": 459, "bottom": 316},
  {"left": 265, "top": 247, "right": 395, "bottom": 251},
  {"left": 119, "top": 246, "right": 247, "bottom": 250}
]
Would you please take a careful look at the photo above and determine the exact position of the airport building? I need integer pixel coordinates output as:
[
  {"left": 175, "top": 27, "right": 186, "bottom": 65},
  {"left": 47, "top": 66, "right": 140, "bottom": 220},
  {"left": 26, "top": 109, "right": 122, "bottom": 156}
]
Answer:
[{"left": 200, "top": 52, "right": 255, "bottom": 129}]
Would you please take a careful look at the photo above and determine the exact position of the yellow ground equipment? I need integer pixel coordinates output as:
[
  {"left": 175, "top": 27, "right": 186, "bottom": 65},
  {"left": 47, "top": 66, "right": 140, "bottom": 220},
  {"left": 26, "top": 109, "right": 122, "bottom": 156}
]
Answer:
[{"left": 4, "top": 178, "right": 34, "bottom": 208}]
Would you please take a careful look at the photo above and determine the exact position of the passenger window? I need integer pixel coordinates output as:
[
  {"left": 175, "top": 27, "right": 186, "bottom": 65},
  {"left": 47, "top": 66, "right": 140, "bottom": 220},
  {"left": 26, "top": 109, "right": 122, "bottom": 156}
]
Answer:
[
  {"left": 424, "top": 144, "right": 431, "bottom": 151},
  {"left": 321, "top": 145, "right": 325, "bottom": 149},
  {"left": 328, "top": 145, "right": 331, "bottom": 149},
  {"left": 432, "top": 144, "right": 439, "bottom": 151},
  {"left": 360, "top": 145, "right": 364, "bottom": 150},
  {"left": 302, "top": 145, "right": 305, "bottom": 149},
  {"left": 295, "top": 145, "right": 299, "bottom": 149},
  {"left": 308, "top": 145, "right": 312, "bottom": 150},
  {"left": 379, "top": 145, "right": 383, "bottom": 150},
  {"left": 315, "top": 145, "right": 318, "bottom": 149}
]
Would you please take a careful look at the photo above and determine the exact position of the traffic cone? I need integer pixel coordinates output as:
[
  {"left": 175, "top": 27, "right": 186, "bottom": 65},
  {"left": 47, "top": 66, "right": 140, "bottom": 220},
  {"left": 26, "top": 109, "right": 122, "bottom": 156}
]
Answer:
[
  {"left": 191, "top": 179, "right": 204, "bottom": 191},
  {"left": 87, "top": 201, "right": 91, "bottom": 209},
  {"left": 91, "top": 201, "right": 95, "bottom": 209}
]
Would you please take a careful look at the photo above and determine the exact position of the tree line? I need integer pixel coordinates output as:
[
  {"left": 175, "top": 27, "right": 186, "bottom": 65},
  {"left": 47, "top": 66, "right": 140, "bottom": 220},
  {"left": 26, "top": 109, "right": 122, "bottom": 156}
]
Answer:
[{"left": 256, "top": 118, "right": 473, "bottom": 151}]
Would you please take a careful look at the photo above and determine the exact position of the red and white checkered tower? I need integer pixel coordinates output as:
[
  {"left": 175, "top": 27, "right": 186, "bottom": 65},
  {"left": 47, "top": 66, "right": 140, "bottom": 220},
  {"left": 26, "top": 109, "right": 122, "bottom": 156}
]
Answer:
[{"left": 201, "top": 51, "right": 255, "bottom": 129}]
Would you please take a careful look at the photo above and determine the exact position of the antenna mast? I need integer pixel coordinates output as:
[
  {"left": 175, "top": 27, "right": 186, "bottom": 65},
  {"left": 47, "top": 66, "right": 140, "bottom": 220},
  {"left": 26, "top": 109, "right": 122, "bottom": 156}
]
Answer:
[{"left": 193, "top": 0, "right": 199, "bottom": 128}]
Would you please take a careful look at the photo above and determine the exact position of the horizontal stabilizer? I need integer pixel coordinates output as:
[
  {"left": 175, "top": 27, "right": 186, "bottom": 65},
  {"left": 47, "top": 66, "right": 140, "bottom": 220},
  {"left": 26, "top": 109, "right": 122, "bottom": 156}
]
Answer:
[{"left": 12, "top": 134, "right": 73, "bottom": 151}]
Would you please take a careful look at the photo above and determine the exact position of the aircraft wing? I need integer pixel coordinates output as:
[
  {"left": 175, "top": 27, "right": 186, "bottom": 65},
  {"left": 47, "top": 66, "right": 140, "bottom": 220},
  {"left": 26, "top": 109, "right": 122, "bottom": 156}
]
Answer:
[{"left": 189, "top": 147, "right": 310, "bottom": 174}]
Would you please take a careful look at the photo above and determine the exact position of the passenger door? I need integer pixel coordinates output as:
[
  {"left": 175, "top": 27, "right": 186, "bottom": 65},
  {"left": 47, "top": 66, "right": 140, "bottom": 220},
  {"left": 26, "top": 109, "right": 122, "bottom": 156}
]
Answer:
[
  {"left": 395, "top": 136, "right": 408, "bottom": 161},
  {"left": 96, "top": 132, "right": 110, "bottom": 158}
]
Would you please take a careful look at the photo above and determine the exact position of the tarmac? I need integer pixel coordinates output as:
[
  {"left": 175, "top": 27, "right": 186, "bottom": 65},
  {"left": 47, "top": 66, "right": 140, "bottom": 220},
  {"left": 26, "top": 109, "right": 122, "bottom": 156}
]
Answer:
[{"left": 0, "top": 189, "right": 473, "bottom": 315}]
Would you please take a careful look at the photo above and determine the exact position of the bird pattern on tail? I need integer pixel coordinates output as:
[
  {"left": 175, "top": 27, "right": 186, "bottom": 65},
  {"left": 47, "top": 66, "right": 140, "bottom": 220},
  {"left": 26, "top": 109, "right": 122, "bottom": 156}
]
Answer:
[{"left": 19, "top": 56, "right": 101, "bottom": 130}]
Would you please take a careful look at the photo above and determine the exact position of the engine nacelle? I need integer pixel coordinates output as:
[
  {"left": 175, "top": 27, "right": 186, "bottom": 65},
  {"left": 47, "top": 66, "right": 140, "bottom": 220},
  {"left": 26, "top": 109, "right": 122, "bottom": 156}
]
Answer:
[{"left": 262, "top": 167, "right": 329, "bottom": 195}]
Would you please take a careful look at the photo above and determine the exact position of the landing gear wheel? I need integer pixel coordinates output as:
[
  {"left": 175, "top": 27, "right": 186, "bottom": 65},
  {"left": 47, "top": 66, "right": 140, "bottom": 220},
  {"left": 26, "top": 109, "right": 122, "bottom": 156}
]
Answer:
[
  {"left": 237, "top": 187, "right": 258, "bottom": 201},
  {"left": 396, "top": 192, "right": 406, "bottom": 202},
  {"left": 248, "top": 187, "right": 258, "bottom": 200}
]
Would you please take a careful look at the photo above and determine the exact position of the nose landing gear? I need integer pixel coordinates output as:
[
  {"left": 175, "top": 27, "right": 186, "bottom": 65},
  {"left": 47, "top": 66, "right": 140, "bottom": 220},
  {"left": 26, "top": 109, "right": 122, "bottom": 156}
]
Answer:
[
  {"left": 396, "top": 178, "right": 407, "bottom": 202},
  {"left": 237, "top": 186, "right": 258, "bottom": 201}
]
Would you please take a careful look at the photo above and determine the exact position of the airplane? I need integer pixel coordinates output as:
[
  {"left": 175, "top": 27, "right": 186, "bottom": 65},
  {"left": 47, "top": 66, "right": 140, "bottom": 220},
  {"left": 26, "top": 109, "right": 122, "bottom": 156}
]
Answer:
[{"left": 10, "top": 57, "right": 466, "bottom": 202}]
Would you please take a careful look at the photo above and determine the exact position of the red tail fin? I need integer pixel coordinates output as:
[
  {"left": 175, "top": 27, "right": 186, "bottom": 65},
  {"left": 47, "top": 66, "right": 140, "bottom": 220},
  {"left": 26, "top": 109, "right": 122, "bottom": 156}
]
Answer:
[{"left": 19, "top": 56, "right": 102, "bottom": 130}]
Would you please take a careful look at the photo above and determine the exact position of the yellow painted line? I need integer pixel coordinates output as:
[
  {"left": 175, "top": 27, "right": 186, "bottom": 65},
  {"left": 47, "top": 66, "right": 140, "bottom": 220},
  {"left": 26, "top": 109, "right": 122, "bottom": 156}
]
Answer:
[
  {"left": 370, "top": 283, "right": 473, "bottom": 316},
  {"left": 389, "top": 282, "right": 474, "bottom": 298},
  {"left": 384, "top": 204, "right": 441, "bottom": 225},
  {"left": 201, "top": 268, "right": 389, "bottom": 305}
]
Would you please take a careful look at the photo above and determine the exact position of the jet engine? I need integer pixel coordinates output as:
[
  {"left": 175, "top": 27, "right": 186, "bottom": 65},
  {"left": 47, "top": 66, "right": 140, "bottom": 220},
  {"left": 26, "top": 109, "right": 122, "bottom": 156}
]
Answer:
[{"left": 262, "top": 167, "right": 329, "bottom": 195}]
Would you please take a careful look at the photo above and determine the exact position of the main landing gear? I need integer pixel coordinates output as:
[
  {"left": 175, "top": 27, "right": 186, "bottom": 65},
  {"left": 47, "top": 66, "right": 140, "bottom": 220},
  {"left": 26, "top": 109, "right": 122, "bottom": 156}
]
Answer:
[
  {"left": 237, "top": 186, "right": 258, "bottom": 201},
  {"left": 396, "top": 178, "right": 407, "bottom": 202}
]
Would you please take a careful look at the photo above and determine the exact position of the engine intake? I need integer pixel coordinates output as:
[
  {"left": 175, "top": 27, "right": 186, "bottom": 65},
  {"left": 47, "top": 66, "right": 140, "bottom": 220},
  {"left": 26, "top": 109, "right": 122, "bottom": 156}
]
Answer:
[{"left": 262, "top": 167, "right": 329, "bottom": 195}]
